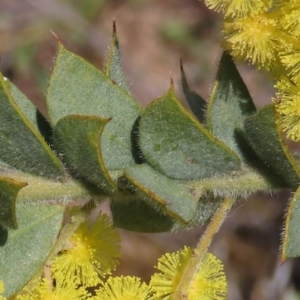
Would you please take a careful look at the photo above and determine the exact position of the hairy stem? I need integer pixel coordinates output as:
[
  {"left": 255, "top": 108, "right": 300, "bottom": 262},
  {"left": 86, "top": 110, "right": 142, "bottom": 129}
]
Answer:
[{"left": 173, "top": 197, "right": 235, "bottom": 299}]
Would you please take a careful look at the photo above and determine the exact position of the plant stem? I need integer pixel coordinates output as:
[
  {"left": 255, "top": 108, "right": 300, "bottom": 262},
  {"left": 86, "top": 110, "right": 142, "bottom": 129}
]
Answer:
[{"left": 173, "top": 197, "right": 235, "bottom": 299}]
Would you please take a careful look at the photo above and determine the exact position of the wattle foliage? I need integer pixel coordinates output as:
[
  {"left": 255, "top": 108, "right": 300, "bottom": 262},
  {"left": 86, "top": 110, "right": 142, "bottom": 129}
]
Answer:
[{"left": 0, "top": 25, "right": 299, "bottom": 298}]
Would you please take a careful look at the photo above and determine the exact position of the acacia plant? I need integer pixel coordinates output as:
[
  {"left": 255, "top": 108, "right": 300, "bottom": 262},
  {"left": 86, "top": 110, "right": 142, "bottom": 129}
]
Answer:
[{"left": 1, "top": 0, "right": 300, "bottom": 299}]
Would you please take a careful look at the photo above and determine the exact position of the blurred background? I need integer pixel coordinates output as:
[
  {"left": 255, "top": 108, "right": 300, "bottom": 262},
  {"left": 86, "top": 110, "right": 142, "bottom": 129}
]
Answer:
[{"left": 0, "top": 0, "right": 297, "bottom": 299}]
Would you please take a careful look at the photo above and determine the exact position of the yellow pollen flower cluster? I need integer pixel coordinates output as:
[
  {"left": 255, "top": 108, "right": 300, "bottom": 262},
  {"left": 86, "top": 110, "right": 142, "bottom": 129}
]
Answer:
[
  {"left": 150, "top": 247, "right": 193, "bottom": 298},
  {"left": 95, "top": 276, "right": 152, "bottom": 300},
  {"left": 12, "top": 214, "right": 122, "bottom": 299},
  {"left": 275, "top": 78, "right": 300, "bottom": 141},
  {"left": 223, "top": 13, "right": 283, "bottom": 69},
  {"left": 276, "top": 1, "right": 300, "bottom": 36},
  {"left": 204, "top": 0, "right": 300, "bottom": 141},
  {"left": 187, "top": 253, "right": 227, "bottom": 300},
  {"left": 150, "top": 247, "right": 227, "bottom": 299},
  {"left": 12, "top": 244, "right": 227, "bottom": 300},
  {"left": 205, "top": 0, "right": 272, "bottom": 17},
  {"left": 51, "top": 214, "right": 121, "bottom": 287},
  {"left": 15, "top": 278, "right": 89, "bottom": 300}
]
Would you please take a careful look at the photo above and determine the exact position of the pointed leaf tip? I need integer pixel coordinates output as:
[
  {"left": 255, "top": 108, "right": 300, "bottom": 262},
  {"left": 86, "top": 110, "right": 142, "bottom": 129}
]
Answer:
[
  {"left": 207, "top": 51, "right": 256, "bottom": 159},
  {"left": 180, "top": 59, "right": 189, "bottom": 91},
  {"left": 180, "top": 60, "right": 206, "bottom": 124},
  {"left": 180, "top": 58, "right": 183, "bottom": 70},
  {"left": 49, "top": 30, "right": 61, "bottom": 43},
  {"left": 102, "top": 24, "right": 132, "bottom": 94},
  {"left": 169, "top": 75, "right": 174, "bottom": 91},
  {"left": 113, "top": 19, "right": 117, "bottom": 35},
  {"left": 47, "top": 45, "right": 141, "bottom": 170}
]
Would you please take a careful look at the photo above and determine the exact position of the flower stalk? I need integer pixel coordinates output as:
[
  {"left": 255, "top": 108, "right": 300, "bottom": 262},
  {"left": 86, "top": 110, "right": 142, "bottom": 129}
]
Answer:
[{"left": 173, "top": 197, "right": 234, "bottom": 299}]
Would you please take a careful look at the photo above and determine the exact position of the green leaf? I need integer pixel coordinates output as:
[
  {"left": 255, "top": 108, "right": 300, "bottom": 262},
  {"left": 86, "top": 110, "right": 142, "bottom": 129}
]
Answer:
[
  {"left": 139, "top": 85, "right": 241, "bottom": 180},
  {"left": 0, "top": 177, "right": 27, "bottom": 229},
  {"left": 0, "top": 76, "right": 64, "bottom": 178},
  {"left": 111, "top": 163, "right": 277, "bottom": 232},
  {"left": 47, "top": 43, "right": 142, "bottom": 170},
  {"left": 180, "top": 60, "right": 206, "bottom": 124},
  {"left": 105, "top": 21, "right": 131, "bottom": 95},
  {"left": 282, "top": 186, "right": 300, "bottom": 259},
  {"left": 207, "top": 52, "right": 256, "bottom": 158},
  {"left": 6, "top": 80, "right": 39, "bottom": 132},
  {"left": 54, "top": 115, "right": 117, "bottom": 193},
  {"left": 0, "top": 204, "right": 64, "bottom": 298},
  {"left": 8, "top": 80, "right": 54, "bottom": 148},
  {"left": 111, "top": 195, "right": 175, "bottom": 233},
  {"left": 122, "top": 164, "right": 197, "bottom": 224},
  {"left": 244, "top": 104, "right": 300, "bottom": 188}
]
